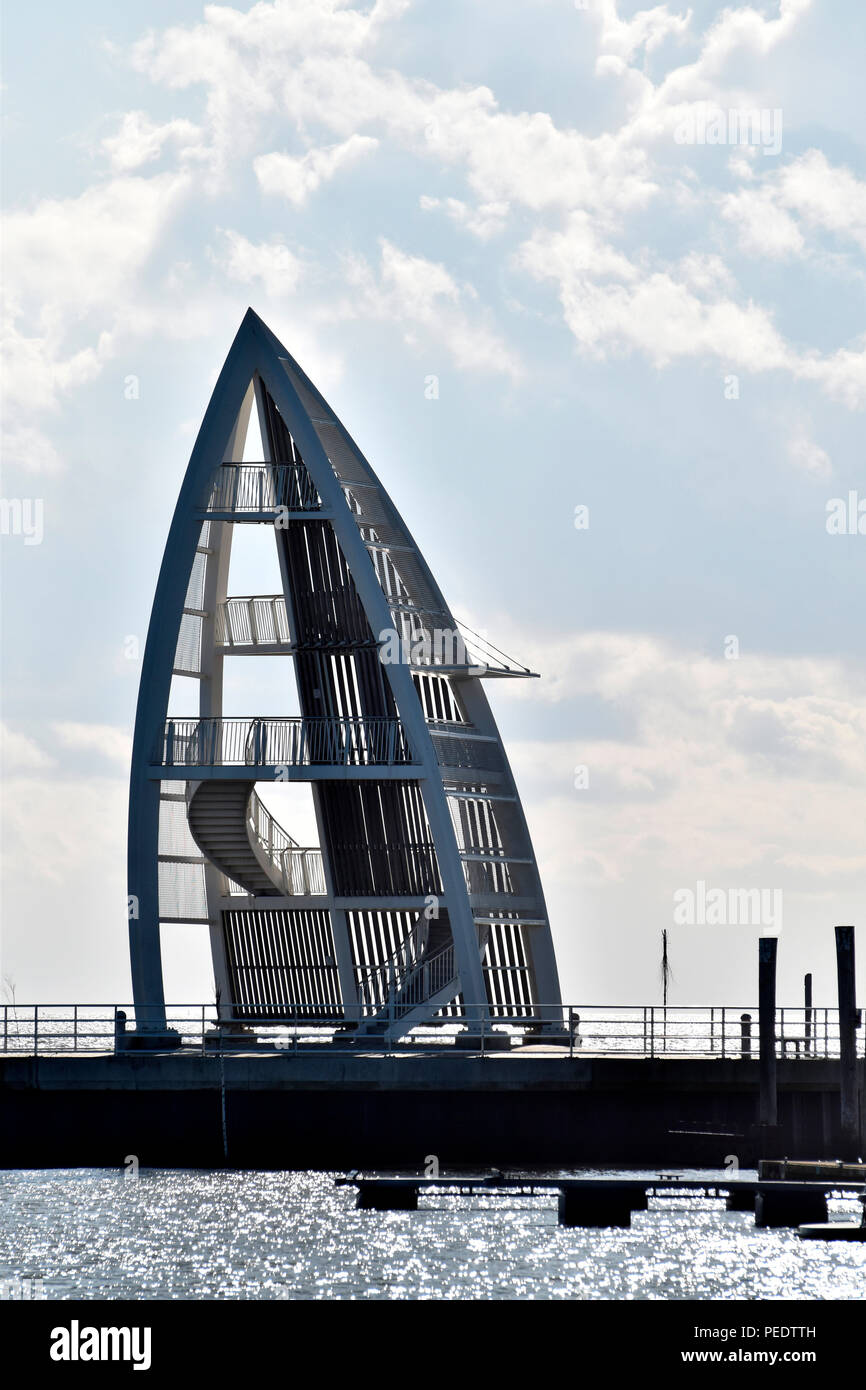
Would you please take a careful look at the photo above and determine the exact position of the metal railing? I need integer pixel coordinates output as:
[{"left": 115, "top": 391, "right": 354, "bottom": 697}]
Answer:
[
  {"left": 389, "top": 607, "right": 536, "bottom": 677},
  {"left": 247, "top": 790, "right": 326, "bottom": 896},
  {"left": 156, "top": 716, "right": 414, "bottom": 767},
  {"left": 2, "top": 1004, "right": 861, "bottom": 1057},
  {"left": 357, "top": 919, "right": 432, "bottom": 1016},
  {"left": 202, "top": 464, "right": 320, "bottom": 513},
  {"left": 216, "top": 596, "right": 291, "bottom": 648},
  {"left": 391, "top": 944, "right": 457, "bottom": 1018},
  {"left": 561, "top": 1005, "right": 859, "bottom": 1060}
]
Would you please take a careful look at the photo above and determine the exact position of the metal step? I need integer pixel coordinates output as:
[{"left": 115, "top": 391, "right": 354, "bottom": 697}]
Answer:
[{"left": 187, "top": 780, "right": 280, "bottom": 894}]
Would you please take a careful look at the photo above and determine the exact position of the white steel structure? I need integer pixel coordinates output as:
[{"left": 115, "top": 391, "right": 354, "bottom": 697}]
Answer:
[{"left": 127, "top": 310, "right": 562, "bottom": 1042}]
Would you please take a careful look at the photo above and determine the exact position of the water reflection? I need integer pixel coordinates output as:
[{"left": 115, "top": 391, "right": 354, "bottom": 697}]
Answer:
[{"left": 1, "top": 1169, "right": 864, "bottom": 1300}]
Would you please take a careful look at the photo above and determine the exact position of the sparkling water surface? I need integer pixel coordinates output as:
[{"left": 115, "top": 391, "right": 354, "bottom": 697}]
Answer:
[{"left": 1, "top": 1169, "right": 864, "bottom": 1301}]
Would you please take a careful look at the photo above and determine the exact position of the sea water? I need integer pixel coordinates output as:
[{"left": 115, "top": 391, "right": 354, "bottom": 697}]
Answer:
[{"left": 1, "top": 1168, "right": 864, "bottom": 1300}]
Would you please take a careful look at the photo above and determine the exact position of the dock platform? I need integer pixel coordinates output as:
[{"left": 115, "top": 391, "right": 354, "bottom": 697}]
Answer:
[{"left": 336, "top": 1171, "right": 866, "bottom": 1228}]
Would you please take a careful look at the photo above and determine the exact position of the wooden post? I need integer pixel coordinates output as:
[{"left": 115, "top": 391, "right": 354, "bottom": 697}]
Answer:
[
  {"left": 835, "top": 926, "right": 858, "bottom": 1157},
  {"left": 804, "top": 972, "right": 812, "bottom": 1056},
  {"left": 759, "top": 938, "right": 778, "bottom": 1128}
]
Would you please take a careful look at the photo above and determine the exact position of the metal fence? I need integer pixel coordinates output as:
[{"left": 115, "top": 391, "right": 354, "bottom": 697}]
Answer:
[
  {"left": 216, "top": 596, "right": 292, "bottom": 647},
  {"left": 156, "top": 716, "right": 414, "bottom": 767},
  {"left": 202, "top": 464, "right": 320, "bottom": 513},
  {"left": 1, "top": 1004, "right": 861, "bottom": 1058},
  {"left": 245, "top": 791, "right": 327, "bottom": 896}
]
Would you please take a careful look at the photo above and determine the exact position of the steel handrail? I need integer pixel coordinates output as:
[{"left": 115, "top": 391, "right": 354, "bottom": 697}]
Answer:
[
  {"left": 2, "top": 1004, "right": 859, "bottom": 1058},
  {"left": 158, "top": 716, "right": 413, "bottom": 767}
]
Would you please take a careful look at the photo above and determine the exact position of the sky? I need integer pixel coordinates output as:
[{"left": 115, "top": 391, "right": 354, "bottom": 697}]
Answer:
[{"left": 1, "top": 0, "right": 865, "bottom": 1011}]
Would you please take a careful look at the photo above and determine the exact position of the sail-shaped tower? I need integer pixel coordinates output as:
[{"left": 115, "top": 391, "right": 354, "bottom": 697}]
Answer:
[{"left": 127, "top": 310, "right": 561, "bottom": 1043}]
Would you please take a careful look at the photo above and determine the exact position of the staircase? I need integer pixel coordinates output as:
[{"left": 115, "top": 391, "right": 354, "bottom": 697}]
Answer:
[
  {"left": 355, "top": 919, "right": 460, "bottom": 1037},
  {"left": 187, "top": 781, "right": 279, "bottom": 895}
]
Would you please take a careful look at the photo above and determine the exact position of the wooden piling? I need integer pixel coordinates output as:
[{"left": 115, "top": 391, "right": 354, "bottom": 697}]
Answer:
[
  {"left": 834, "top": 926, "right": 859, "bottom": 1157},
  {"left": 758, "top": 938, "right": 778, "bottom": 1128}
]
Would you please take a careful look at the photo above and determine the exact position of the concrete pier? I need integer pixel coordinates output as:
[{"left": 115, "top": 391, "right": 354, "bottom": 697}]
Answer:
[
  {"left": 755, "top": 1184, "right": 828, "bottom": 1228},
  {"left": 799, "top": 1222, "right": 866, "bottom": 1241},
  {"left": 340, "top": 1174, "right": 863, "bottom": 1230},
  {"left": 725, "top": 1186, "right": 756, "bottom": 1212},
  {"left": 356, "top": 1185, "right": 418, "bottom": 1211},
  {"left": 558, "top": 1185, "right": 647, "bottom": 1228},
  {"left": 1, "top": 1051, "right": 863, "bottom": 1168}
]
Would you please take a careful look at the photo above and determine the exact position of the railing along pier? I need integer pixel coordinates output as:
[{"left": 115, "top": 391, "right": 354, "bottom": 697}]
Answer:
[{"left": 0, "top": 1003, "right": 860, "bottom": 1059}]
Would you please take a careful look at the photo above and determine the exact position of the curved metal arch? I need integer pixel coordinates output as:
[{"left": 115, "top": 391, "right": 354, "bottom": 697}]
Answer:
[{"left": 127, "top": 310, "right": 562, "bottom": 1036}]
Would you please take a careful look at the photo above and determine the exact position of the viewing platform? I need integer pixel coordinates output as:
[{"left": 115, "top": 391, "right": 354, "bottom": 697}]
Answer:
[
  {"left": 152, "top": 715, "right": 417, "bottom": 778},
  {"left": 199, "top": 462, "right": 323, "bottom": 520}
]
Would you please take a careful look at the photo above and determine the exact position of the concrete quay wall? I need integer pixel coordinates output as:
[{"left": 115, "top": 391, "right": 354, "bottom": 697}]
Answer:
[{"left": 1, "top": 1053, "right": 861, "bottom": 1168}]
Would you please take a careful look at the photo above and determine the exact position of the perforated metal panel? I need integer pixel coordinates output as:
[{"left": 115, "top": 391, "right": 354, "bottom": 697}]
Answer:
[
  {"left": 431, "top": 731, "right": 505, "bottom": 773},
  {"left": 174, "top": 612, "right": 203, "bottom": 673},
  {"left": 314, "top": 423, "right": 371, "bottom": 484},
  {"left": 184, "top": 550, "right": 207, "bottom": 611},
  {"left": 158, "top": 795, "right": 201, "bottom": 858},
  {"left": 281, "top": 362, "right": 335, "bottom": 426},
  {"left": 158, "top": 861, "right": 208, "bottom": 922}
]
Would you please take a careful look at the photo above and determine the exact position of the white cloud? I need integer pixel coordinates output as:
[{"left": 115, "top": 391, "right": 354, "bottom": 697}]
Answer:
[
  {"left": 212, "top": 229, "right": 304, "bottom": 297},
  {"left": 1, "top": 172, "right": 189, "bottom": 443},
  {"left": 498, "top": 626, "right": 866, "bottom": 902},
  {"left": 776, "top": 150, "right": 866, "bottom": 253},
  {"left": 0, "top": 723, "right": 54, "bottom": 771},
  {"left": 721, "top": 151, "right": 866, "bottom": 262},
  {"left": 254, "top": 134, "right": 378, "bottom": 205},
  {"left": 720, "top": 186, "right": 805, "bottom": 258},
  {"left": 0, "top": 772, "right": 132, "bottom": 1000},
  {"left": 126, "top": 0, "right": 406, "bottom": 183},
  {"left": 102, "top": 110, "right": 205, "bottom": 172},
  {"left": 128, "top": 0, "right": 658, "bottom": 219},
  {"left": 342, "top": 239, "right": 522, "bottom": 378},
  {"left": 419, "top": 195, "right": 509, "bottom": 240},
  {"left": 3, "top": 173, "right": 188, "bottom": 321},
  {"left": 786, "top": 420, "right": 832, "bottom": 478},
  {"left": 517, "top": 213, "right": 866, "bottom": 405},
  {"left": 699, "top": 0, "right": 813, "bottom": 66},
  {"left": 52, "top": 722, "right": 133, "bottom": 766},
  {"left": 85, "top": 0, "right": 861, "bottom": 419},
  {"left": 1, "top": 426, "right": 64, "bottom": 476},
  {"left": 596, "top": 0, "right": 692, "bottom": 64}
]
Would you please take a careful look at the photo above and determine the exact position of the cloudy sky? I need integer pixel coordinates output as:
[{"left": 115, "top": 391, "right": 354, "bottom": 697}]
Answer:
[{"left": 1, "top": 0, "right": 864, "bottom": 1009}]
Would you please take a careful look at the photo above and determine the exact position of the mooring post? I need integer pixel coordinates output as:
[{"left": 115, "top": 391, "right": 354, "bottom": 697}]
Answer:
[
  {"left": 114, "top": 1008, "right": 127, "bottom": 1055},
  {"left": 804, "top": 972, "right": 812, "bottom": 1056},
  {"left": 835, "top": 926, "right": 858, "bottom": 1157},
  {"left": 759, "top": 937, "right": 778, "bottom": 1128},
  {"left": 740, "top": 1013, "right": 752, "bottom": 1059}
]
